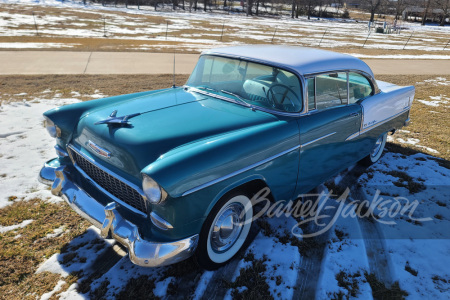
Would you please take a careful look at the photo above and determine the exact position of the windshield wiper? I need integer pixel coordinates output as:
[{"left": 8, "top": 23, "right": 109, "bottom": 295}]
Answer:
[
  {"left": 220, "top": 90, "right": 251, "bottom": 107},
  {"left": 196, "top": 86, "right": 219, "bottom": 93}
]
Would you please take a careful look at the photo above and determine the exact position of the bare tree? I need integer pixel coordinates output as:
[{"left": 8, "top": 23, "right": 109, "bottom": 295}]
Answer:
[
  {"left": 421, "top": 0, "right": 432, "bottom": 25},
  {"left": 246, "top": 0, "right": 253, "bottom": 15},
  {"left": 435, "top": 0, "right": 450, "bottom": 25},
  {"left": 299, "top": 0, "right": 315, "bottom": 20},
  {"left": 361, "top": 0, "right": 383, "bottom": 22},
  {"left": 291, "top": 0, "right": 296, "bottom": 18},
  {"left": 393, "top": 0, "right": 406, "bottom": 20}
]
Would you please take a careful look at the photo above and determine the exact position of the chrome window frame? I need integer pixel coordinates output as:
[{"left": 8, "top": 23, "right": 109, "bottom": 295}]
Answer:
[
  {"left": 303, "top": 69, "right": 379, "bottom": 115},
  {"left": 189, "top": 54, "right": 308, "bottom": 117}
]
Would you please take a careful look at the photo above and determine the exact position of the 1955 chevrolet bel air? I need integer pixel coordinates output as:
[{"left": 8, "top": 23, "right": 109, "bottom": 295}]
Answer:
[{"left": 39, "top": 46, "right": 414, "bottom": 270}]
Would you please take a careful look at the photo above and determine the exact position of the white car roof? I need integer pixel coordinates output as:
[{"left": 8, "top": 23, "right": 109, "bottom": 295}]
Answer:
[{"left": 202, "top": 45, "right": 374, "bottom": 78}]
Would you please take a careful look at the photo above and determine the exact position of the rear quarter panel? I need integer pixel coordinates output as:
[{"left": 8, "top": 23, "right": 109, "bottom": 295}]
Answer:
[{"left": 361, "top": 81, "right": 415, "bottom": 130}]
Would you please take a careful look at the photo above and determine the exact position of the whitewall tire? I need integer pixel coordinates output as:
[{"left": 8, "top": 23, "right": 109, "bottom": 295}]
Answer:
[
  {"left": 195, "top": 193, "right": 253, "bottom": 270},
  {"left": 360, "top": 132, "right": 387, "bottom": 166}
]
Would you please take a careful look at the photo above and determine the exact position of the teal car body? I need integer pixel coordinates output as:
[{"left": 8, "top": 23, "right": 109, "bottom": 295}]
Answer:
[{"left": 39, "top": 46, "right": 414, "bottom": 267}]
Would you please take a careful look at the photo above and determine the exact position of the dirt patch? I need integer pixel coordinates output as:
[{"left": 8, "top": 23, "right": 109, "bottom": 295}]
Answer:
[
  {"left": 225, "top": 252, "right": 273, "bottom": 300},
  {"left": 364, "top": 272, "right": 408, "bottom": 300}
]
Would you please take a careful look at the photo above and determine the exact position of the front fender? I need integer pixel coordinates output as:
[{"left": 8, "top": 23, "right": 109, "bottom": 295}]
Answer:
[{"left": 142, "top": 119, "right": 300, "bottom": 200}]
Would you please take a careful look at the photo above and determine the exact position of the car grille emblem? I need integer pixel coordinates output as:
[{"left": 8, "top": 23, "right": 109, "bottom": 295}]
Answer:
[
  {"left": 94, "top": 110, "right": 141, "bottom": 126},
  {"left": 88, "top": 140, "right": 111, "bottom": 158}
]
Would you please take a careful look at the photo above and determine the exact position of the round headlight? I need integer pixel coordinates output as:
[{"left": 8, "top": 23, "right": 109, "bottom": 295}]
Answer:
[
  {"left": 142, "top": 174, "right": 163, "bottom": 204},
  {"left": 44, "top": 117, "right": 60, "bottom": 138}
]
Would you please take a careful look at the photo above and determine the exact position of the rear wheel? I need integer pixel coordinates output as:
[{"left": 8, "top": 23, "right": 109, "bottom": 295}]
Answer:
[
  {"left": 360, "top": 132, "right": 387, "bottom": 166},
  {"left": 195, "top": 192, "right": 253, "bottom": 270}
]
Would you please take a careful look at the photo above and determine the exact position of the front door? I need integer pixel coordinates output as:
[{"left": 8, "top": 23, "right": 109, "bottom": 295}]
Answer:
[{"left": 295, "top": 72, "right": 363, "bottom": 195}]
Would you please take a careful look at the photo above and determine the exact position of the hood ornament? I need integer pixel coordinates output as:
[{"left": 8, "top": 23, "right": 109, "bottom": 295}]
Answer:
[{"left": 94, "top": 110, "right": 141, "bottom": 126}]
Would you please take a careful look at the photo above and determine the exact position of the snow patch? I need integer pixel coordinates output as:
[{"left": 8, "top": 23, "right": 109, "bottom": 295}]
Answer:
[{"left": 0, "top": 219, "right": 33, "bottom": 233}]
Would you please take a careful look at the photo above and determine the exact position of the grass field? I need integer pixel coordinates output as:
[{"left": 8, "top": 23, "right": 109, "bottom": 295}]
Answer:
[{"left": 1, "top": 1, "right": 449, "bottom": 55}]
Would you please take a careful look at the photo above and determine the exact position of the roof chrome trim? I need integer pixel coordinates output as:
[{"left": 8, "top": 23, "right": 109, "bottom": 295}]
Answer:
[
  {"left": 301, "top": 132, "right": 337, "bottom": 148},
  {"left": 182, "top": 144, "right": 301, "bottom": 196},
  {"left": 67, "top": 144, "right": 148, "bottom": 217}
]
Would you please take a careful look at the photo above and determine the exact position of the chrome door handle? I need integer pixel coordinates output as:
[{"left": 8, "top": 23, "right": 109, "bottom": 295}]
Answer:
[{"left": 349, "top": 112, "right": 359, "bottom": 117}]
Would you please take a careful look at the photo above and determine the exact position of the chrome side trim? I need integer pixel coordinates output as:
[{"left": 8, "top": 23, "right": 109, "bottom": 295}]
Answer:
[
  {"left": 150, "top": 212, "right": 174, "bottom": 230},
  {"left": 182, "top": 144, "right": 301, "bottom": 196},
  {"left": 345, "top": 131, "right": 361, "bottom": 141},
  {"left": 301, "top": 132, "right": 337, "bottom": 148},
  {"left": 67, "top": 144, "right": 148, "bottom": 217},
  {"left": 46, "top": 165, "right": 198, "bottom": 267},
  {"left": 55, "top": 145, "right": 68, "bottom": 158},
  {"left": 347, "top": 109, "right": 410, "bottom": 140}
]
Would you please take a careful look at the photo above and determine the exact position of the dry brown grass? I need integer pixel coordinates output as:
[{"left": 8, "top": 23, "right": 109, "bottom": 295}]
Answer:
[
  {"left": 0, "top": 199, "right": 89, "bottom": 299},
  {"left": 0, "top": 74, "right": 190, "bottom": 102},
  {"left": 1, "top": 3, "right": 449, "bottom": 54},
  {"left": 377, "top": 74, "right": 450, "bottom": 160}
]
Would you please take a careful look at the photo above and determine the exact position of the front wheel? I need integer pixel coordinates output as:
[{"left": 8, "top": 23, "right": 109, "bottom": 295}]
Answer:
[
  {"left": 194, "top": 193, "right": 253, "bottom": 270},
  {"left": 360, "top": 132, "right": 387, "bottom": 166}
]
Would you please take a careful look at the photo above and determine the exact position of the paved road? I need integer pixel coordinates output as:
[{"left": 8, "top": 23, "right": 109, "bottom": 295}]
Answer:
[{"left": 1, "top": 51, "right": 449, "bottom": 75}]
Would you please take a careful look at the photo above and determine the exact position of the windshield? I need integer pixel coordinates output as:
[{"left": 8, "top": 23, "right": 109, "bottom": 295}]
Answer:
[{"left": 186, "top": 55, "right": 303, "bottom": 113}]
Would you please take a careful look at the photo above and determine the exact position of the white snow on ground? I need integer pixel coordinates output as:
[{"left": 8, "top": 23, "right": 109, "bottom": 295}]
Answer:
[
  {"left": 357, "top": 152, "right": 450, "bottom": 299},
  {"left": 0, "top": 219, "right": 33, "bottom": 233},
  {"left": 348, "top": 54, "right": 450, "bottom": 59},
  {"left": 417, "top": 95, "right": 450, "bottom": 107},
  {"left": 0, "top": 42, "right": 80, "bottom": 48},
  {"left": 315, "top": 216, "right": 373, "bottom": 299},
  {"left": 36, "top": 226, "right": 115, "bottom": 277},
  {"left": 417, "top": 77, "right": 450, "bottom": 86},
  {"left": 40, "top": 280, "right": 66, "bottom": 300},
  {"left": 192, "top": 271, "right": 214, "bottom": 300},
  {"left": 0, "top": 97, "right": 80, "bottom": 208},
  {"left": 45, "top": 225, "right": 66, "bottom": 238},
  {"left": 0, "top": 0, "right": 449, "bottom": 54},
  {"left": 226, "top": 215, "right": 302, "bottom": 299},
  {"left": 387, "top": 135, "right": 440, "bottom": 154}
]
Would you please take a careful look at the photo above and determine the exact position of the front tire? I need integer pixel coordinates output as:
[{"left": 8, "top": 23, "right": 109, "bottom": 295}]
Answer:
[
  {"left": 360, "top": 132, "right": 387, "bottom": 166},
  {"left": 195, "top": 192, "right": 253, "bottom": 270}
]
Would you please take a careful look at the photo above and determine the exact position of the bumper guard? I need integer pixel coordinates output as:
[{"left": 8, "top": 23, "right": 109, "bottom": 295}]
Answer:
[{"left": 39, "top": 159, "right": 198, "bottom": 267}]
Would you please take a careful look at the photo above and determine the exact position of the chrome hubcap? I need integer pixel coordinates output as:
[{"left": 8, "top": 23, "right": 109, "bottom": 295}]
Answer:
[
  {"left": 210, "top": 203, "right": 245, "bottom": 253},
  {"left": 371, "top": 136, "right": 383, "bottom": 157}
]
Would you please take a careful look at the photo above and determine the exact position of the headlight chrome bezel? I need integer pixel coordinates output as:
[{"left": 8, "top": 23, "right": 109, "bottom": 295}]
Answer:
[
  {"left": 44, "top": 116, "right": 61, "bottom": 138},
  {"left": 142, "top": 174, "right": 167, "bottom": 204}
]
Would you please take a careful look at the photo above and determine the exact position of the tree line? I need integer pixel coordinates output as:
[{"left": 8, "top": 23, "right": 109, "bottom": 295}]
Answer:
[{"left": 86, "top": 0, "right": 449, "bottom": 26}]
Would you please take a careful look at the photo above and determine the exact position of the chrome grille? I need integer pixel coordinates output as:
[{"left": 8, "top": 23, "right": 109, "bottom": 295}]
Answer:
[{"left": 68, "top": 147, "right": 148, "bottom": 214}]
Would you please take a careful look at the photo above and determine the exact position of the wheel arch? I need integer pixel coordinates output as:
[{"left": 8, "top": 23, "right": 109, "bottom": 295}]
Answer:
[{"left": 203, "top": 176, "right": 275, "bottom": 222}]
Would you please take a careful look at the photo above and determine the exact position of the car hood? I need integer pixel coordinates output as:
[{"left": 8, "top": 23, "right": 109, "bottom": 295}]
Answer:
[{"left": 72, "top": 87, "right": 278, "bottom": 180}]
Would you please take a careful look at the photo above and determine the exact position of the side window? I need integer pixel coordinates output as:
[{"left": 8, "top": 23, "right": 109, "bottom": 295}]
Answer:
[
  {"left": 348, "top": 72, "right": 373, "bottom": 104},
  {"left": 315, "top": 72, "right": 348, "bottom": 110},
  {"left": 307, "top": 78, "right": 315, "bottom": 111}
]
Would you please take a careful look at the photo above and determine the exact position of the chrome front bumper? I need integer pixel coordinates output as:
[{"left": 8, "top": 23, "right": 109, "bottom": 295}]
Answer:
[{"left": 39, "top": 159, "right": 199, "bottom": 267}]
